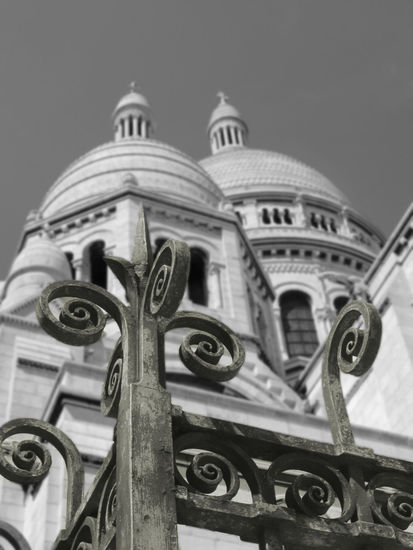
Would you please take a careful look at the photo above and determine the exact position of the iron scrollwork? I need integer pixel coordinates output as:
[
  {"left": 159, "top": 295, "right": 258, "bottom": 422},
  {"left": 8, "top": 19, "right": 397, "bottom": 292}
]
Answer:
[
  {"left": 322, "top": 300, "right": 382, "bottom": 450},
  {"left": 2, "top": 207, "right": 410, "bottom": 550},
  {"left": 36, "top": 209, "right": 245, "bottom": 394},
  {"left": 164, "top": 311, "right": 245, "bottom": 382},
  {"left": 368, "top": 473, "right": 413, "bottom": 530},
  {"left": 0, "top": 418, "right": 84, "bottom": 528},
  {"left": 0, "top": 208, "right": 246, "bottom": 548},
  {"left": 267, "top": 452, "right": 355, "bottom": 521},
  {"left": 174, "top": 432, "right": 262, "bottom": 502}
]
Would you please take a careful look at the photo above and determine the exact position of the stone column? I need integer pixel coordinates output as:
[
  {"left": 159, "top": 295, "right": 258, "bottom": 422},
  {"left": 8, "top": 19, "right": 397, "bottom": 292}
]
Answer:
[
  {"left": 294, "top": 193, "right": 306, "bottom": 227},
  {"left": 71, "top": 258, "right": 83, "bottom": 281},
  {"left": 208, "top": 262, "right": 223, "bottom": 309},
  {"left": 244, "top": 198, "right": 258, "bottom": 227},
  {"left": 339, "top": 206, "right": 352, "bottom": 237},
  {"left": 104, "top": 244, "right": 116, "bottom": 295},
  {"left": 273, "top": 305, "right": 289, "bottom": 361},
  {"left": 315, "top": 306, "right": 335, "bottom": 340}
]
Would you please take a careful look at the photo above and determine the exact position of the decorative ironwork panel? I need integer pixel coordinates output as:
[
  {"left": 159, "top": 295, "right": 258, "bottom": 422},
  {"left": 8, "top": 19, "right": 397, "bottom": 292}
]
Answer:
[{"left": 0, "top": 209, "right": 411, "bottom": 550}]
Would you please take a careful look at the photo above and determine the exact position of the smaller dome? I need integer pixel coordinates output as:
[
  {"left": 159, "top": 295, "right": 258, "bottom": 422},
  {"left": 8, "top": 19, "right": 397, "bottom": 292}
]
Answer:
[
  {"left": 208, "top": 92, "right": 243, "bottom": 131},
  {"left": 1, "top": 234, "right": 72, "bottom": 310},
  {"left": 207, "top": 92, "right": 248, "bottom": 154},
  {"left": 113, "top": 83, "right": 154, "bottom": 141},
  {"left": 113, "top": 82, "right": 150, "bottom": 115}
]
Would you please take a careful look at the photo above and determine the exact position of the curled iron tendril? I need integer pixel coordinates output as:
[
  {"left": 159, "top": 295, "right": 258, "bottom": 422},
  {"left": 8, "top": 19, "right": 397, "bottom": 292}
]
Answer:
[
  {"left": 0, "top": 520, "right": 31, "bottom": 550},
  {"left": 267, "top": 453, "right": 354, "bottom": 521},
  {"left": 368, "top": 473, "right": 413, "bottom": 530},
  {"left": 97, "top": 466, "right": 117, "bottom": 547},
  {"left": 144, "top": 239, "right": 190, "bottom": 318},
  {"left": 36, "top": 281, "right": 127, "bottom": 346},
  {"left": 186, "top": 452, "right": 240, "bottom": 500},
  {"left": 101, "top": 339, "right": 123, "bottom": 418},
  {"left": 322, "top": 300, "right": 382, "bottom": 450},
  {"left": 70, "top": 517, "right": 97, "bottom": 550},
  {"left": 285, "top": 473, "right": 335, "bottom": 516},
  {"left": 165, "top": 312, "right": 245, "bottom": 382},
  {"left": 0, "top": 418, "right": 84, "bottom": 528},
  {"left": 174, "top": 432, "right": 262, "bottom": 502}
]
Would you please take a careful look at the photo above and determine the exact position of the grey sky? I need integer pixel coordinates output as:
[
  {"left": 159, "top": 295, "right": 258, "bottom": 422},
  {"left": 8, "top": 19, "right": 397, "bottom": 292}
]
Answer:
[{"left": 0, "top": 1, "right": 412, "bottom": 277}]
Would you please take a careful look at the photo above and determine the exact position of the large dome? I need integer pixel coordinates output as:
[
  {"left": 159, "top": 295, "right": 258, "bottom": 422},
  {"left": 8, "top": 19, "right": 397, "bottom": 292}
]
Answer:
[
  {"left": 200, "top": 148, "right": 349, "bottom": 205},
  {"left": 40, "top": 139, "right": 224, "bottom": 217}
]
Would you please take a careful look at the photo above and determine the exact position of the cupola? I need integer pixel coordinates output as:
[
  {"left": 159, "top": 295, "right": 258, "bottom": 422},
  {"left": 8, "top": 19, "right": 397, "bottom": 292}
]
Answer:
[
  {"left": 1, "top": 233, "right": 72, "bottom": 311},
  {"left": 113, "top": 83, "right": 154, "bottom": 141},
  {"left": 207, "top": 92, "right": 248, "bottom": 154}
]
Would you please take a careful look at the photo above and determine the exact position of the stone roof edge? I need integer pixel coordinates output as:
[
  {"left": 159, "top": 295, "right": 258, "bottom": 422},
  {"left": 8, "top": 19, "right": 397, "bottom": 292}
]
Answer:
[{"left": 364, "top": 201, "right": 413, "bottom": 284}]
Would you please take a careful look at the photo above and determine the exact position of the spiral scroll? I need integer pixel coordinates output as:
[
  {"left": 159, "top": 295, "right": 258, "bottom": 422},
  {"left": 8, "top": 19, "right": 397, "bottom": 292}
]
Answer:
[
  {"left": 0, "top": 520, "right": 31, "bottom": 550},
  {"left": 267, "top": 453, "right": 354, "bottom": 521},
  {"left": 36, "top": 280, "right": 127, "bottom": 346},
  {"left": 97, "top": 466, "right": 117, "bottom": 548},
  {"left": 174, "top": 432, "right": 262, "bottom": 502},
  {"left": 185, "top": 452, "right": 240, "bottom": 500},
  {"left": 101, "top": 339, "right": 123, "bottom": 418},
  {"left": 368, "top": 473, "right": 413, "bottom": 530},
  {"left": 322, "top": 301, "right": 382, "bottom": 450},
  {"left": 165, "top": 311, "right": 245, "bottom": 382},
  {"left": 143, "top": 239, "right": 190, "bottom": 318},
  {"left": 69, "top": 517, "right": 97, "bottom": 550},
  {"left": 0, "top": 418, "right": 84, "bottom": 528}
]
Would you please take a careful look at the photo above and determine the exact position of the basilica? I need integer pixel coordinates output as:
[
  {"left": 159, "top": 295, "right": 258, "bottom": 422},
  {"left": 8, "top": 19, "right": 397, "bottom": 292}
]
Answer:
[{"left": 0, "top": 85, "right": 412, "bottom": 549}]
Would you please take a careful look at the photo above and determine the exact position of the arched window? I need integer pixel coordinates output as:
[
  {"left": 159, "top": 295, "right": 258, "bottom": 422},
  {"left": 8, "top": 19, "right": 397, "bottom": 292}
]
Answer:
[
  {"left": 310, "top": 212, "right": 318, "bottom": 228},
  {"left": 89, "top": 240, "right": 107, "bottom": 289},
  {"left": 227, "top": 126, "right": 233, "bottom": 145},
  {"left": 262, "top": 208, "right": 271, "bottom": 224},
  {"left": 334, "top": 295, "right": 349, "bottom": 314},
  {"left": 219, "top": 128, "right": 225, "bottom": 147},
  {"left": 280, "top": 291, "right": 318, "bottom": 357},
  {"left": 284, "top": 209, "right": 293, "bottom": 225},
  {"left": 65, "top": 252, "right": 75, "bottom": 280},
  {"left": 273, "top": 208, "right": 281, "bottom": 224},
  {"left": 188, "top": 248, "right": 208, "bottom": 306},
  {"left": 128, "top": 115, "right": 134, "bottom": 137}
]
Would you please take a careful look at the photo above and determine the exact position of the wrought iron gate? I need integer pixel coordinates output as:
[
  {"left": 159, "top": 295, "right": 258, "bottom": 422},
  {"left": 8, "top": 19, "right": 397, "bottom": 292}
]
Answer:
[{"left": 0, "top": 210, "right": 412, "bottom": 550}]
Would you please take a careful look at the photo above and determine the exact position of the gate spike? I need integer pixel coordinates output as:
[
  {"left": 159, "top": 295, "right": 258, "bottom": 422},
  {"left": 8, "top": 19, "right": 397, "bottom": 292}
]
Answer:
[{"left": 131, "top": 208, "right": 153, "bottom": 279}]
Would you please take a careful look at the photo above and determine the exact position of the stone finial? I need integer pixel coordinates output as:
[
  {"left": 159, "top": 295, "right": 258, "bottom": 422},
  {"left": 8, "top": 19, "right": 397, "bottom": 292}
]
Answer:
[{"left": 217, "top": 91, "right": 229, "bottom": 104}]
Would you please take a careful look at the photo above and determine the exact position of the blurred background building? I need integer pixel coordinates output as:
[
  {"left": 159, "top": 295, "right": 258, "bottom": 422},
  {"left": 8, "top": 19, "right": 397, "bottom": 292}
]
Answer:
[{"left": 0, "top": 86, "right": 412, "bottom": 549}]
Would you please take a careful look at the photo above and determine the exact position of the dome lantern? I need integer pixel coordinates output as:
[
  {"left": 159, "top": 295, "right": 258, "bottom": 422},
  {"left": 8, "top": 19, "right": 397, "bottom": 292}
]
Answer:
[
  {"left": 207, "top": 92, "right": 248, "bottom": 154},
  {"left": 113, "top": 83, "right": 154, "bottom": 141}
]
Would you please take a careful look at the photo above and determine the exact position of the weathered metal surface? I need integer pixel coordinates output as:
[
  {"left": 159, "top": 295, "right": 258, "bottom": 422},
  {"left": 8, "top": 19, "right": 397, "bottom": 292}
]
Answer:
[
  {"left": 26, "top": 209, "right": 244, "bottom": 549},
  {"left": 0, "top": 208, "right": 411, "bottom": 550},
  {"left": 322, "top": 300, "right": 382, "bottom": 451},
  {"left": 0, "top": 418, "right": 84, "bottom": 528},
  {"left": 0, "top": 520, "right": 32, "bottom": 550},
  {"left": 172, "top": 406, "right": 413, "bottom": 548}
]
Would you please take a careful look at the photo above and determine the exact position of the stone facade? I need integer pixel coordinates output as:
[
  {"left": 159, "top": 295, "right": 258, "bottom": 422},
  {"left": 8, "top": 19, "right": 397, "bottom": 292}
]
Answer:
[{"left": 0, "top": 87, "right": 411, "bottom": 549}]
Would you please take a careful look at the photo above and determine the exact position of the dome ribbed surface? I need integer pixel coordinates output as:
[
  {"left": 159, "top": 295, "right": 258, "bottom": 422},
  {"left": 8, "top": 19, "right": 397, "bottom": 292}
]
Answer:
[
  {"left": 40, "top": 140, "right": 224, "bottom": 217},
  {"left": 200, "top": 148, "right": 348, "bottom": 204}
]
